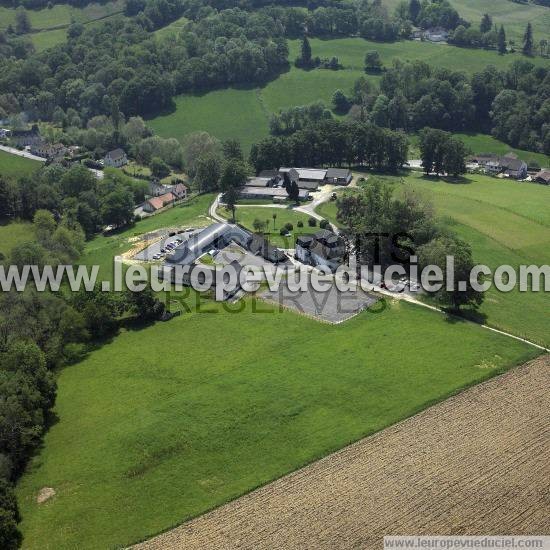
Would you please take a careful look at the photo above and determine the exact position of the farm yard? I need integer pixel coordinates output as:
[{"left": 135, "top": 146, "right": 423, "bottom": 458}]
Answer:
[
  {"left": 136, "top": 355, "right": 550, "bottom": 550},
  {"left": 15, "top": 295, "right": 538, "bottom": 549}
]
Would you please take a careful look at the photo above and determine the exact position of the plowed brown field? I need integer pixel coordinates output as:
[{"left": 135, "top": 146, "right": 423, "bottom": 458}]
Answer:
[{"left": 135, "top": 356, "right": 550, "bottom": 550}]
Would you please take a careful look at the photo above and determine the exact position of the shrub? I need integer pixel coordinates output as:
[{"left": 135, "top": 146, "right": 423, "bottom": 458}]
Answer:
[
  {"left": 319, "top": 219, "right": 330, "bottom": 229},
  {"left": 279, "top": 227, "right": 287, "bottom": 236},
  {"left": 284, "top": 222, "right": 293, "bottom": 231},
  {"left": 297, "top": 220, "right": 303, "bottom": 228},
  {"left": 308, "top": 217, "right": 317, "bottom": 227}
]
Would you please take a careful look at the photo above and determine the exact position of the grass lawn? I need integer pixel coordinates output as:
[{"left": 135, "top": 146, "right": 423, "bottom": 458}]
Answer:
[
  {"left": 16, "top": 296, "right": 538, "bottom": 549},
  {"left": 0, "top": 1, "right": 123, "bottom": 30},
  {"left": 0, "top": 150, "right": 42, "bottom": 179},
  {"left": 216, "top": 205, "right": 313, "bottom": 246},
  {"left": 149, "top": 36, "right": 550, "bottom": 153},
  {"left": 0, "top": 220, "right": 33, "bottom": 257},
  {"left": 148, "top": 88, "right": 270, "bottom": 154},
  {"left": 153, "top": 15, "right": 188, "bottom": 39},
  {"left": 323, "top": 170, "right": 550, "bottom": 345},
  {"left": 30, "top": 28, "right": 68, "bottom": 52}
]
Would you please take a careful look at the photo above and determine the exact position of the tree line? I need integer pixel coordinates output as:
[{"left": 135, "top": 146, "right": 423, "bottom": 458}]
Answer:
[
  {"left": 250, "top": 119, "right": 408, "bottom": 173},
  {"left": 0, "top": 164, "right": 145, "bottom": 238},
  {"left": 0, "top": 5, "right": 289, "bottom": 126},
  {"left": 336, "top": 178, "right": 483, "bottom": 309},
  {"left": 0, "top": 205, "right": 169, "bottom": 548},
  {"left": 338, "top": 58, "right": 550, "bottom": 156}
]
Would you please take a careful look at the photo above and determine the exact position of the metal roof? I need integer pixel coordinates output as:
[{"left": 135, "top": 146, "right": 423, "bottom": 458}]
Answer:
[{"left": 166, "top": 223, "right": 251, "bottom": 265}]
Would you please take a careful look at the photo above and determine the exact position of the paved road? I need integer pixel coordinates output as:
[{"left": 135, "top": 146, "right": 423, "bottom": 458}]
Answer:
[{"left": 0, "top": 144, "right": 45, "bottom": 162}]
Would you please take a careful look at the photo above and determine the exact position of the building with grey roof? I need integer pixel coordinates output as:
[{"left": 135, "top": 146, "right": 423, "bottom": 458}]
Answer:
[
  {"left": 295, "top": 230, "right": 346, "bottom": 272},
  {"left": 240, "top": 186, "right": 310, "bottom": 201},
  {"left": 325, "top": 168, "right": 352, "bottom": 185},
  {"left": 166, "top": 223, "right": 251, "bottom": 266}
]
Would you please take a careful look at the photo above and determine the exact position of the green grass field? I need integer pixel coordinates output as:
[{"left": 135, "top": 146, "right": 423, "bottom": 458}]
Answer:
[
  {"left": 0, "top": 1, "right": 124, "bottom": 51},
  {"left": 408, "top": 133, "right": 550, "bottom": 168},
  {"left": 148, "top": 88, "right": 270, "bottom": 154},
  {"left": 216, "top": 205, "right": 313, "bottom": 246},
  {"left": 150, "top": 36, "right": 550, "bottom": 153},
  {"left": 0, "top": 150, "right": 42, "bottom": 178},
  {"left": 153, "top": 15, "right": 189, "bottom": 39},
  {"left": 382, "top": 0, "right": 550, "bottom": 44},
  {"left": 0, "top": 221, "right": 32, "bottom": 258},
  {"left": 318, "top": 171, "right": 550, "bottom": 345},
  {"left": 16, "top": 295, "right": 537, "bottom": 549},
  {"left": 0, "top": 1, "right": 123, "bottom": 30}
]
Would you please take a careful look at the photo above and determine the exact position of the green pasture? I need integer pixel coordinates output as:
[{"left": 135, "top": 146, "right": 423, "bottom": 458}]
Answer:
[
  {"left": 16, "top": 295, "right": 537, "bottom": 549},
  {"left": 0, "top": 150, "right": 42, "bottom": 178},
  {"left": 150, "top": 36, "right": 550, "bottom": 153},
  {"left": 322, "top": 170, "right": 550, "bottom": 345},
  {"left": 0, "top": 221, "right": 33, "bottom": 258},
  {"left": 0, "top": 1, "right": 123, "bottom": 30}
]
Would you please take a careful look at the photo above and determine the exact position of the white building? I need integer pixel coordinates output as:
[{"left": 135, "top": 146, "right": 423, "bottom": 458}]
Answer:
[{"left": 103, "top": 148, "right": 128, "bottom": 168}]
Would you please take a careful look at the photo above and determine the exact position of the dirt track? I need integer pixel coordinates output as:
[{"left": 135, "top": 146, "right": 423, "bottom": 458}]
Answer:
[{"left": 135, "top": 356, "right": 550, "bottom": 550}]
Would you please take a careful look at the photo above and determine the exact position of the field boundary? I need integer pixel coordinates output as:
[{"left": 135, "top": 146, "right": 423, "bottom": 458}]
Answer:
[{"left": 133, "top": 354, "right": 550, "bottom": 549}]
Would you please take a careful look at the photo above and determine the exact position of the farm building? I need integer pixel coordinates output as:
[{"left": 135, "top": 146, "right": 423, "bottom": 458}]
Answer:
[
  {"left": 30, "top": 142, "right": 67, "bottom": 159},
  {"left": 240, "top": 186, "right": 310, "bottom": 201},
  {"left": 325, "top": 168, "right": 352, "bottom": 185},
  {"left": 166, "top": 223, "right": 251, "bottom": 266},
  {"left": 295, "top": 230, "right": 347, "bottom": 272},
  {"left": 249, "top": 234, "right": 288, "bottom": 264},
  {"left": 472, "top": 152, "right": 527, "bottom": 180},
  {"left": 165, "top": 222, "right": 288, "bottom": 269},
  {"left": 149, "top": 182, "right": 188, "bottom": 200}
]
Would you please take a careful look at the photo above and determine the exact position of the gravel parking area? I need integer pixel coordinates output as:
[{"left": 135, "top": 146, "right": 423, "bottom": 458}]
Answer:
[
  {"left": 133, "top": 230, "right": 198, "bottom": 261},
  {"left": 259, "top": 283, "right": 379, "bottom": 323}
]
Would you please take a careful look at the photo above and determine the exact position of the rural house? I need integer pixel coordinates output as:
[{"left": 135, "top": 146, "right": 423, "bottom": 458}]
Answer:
[
  {"left": 30, "top": 142, "right": 67, "bottom": 159},
  {"left": 473, "top": 152, "right": 527, "bottom": 179},
  {"left": 295, "top": 230, "right": 346, "bottom": 272},
  {"left": 143, "top": 192, "right": 176, "bottom": 213},
  {"left": 103, "top": 148, "right": 128, "bottom": 168},
  {"left": 11, "top": 125, "right": 41, "bottom": 147},
  {"left": 500, "top": 157, "right": 528, "bottom": 179},
  {"left": 0, "top": 128, "right": 11, "bottom": 139},
  {"left": 534, "top": 169, "right": 550, "bottom": 185},
  {"left": 424, "top": 28, "right": 449, "bottom": 42},
  {"left": 249, "top": 234, "right": 288, "bottom": 264}
]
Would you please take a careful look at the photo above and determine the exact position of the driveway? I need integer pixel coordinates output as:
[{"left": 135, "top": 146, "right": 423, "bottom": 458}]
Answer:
[{"left": 0, "top": 144, "right": 45, "bottom": 162}]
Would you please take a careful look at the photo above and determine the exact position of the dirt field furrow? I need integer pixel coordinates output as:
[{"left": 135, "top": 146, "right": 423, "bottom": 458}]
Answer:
[{"left": 134, "top": 356, "right": 550, "bottom": 550}]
